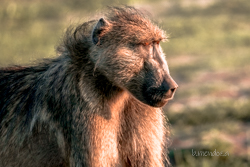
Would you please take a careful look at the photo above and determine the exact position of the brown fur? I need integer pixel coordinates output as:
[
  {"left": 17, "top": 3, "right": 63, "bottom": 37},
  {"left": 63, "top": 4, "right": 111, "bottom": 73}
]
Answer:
[{"left": 0, "top": 6, "right": 177, "bottom": 167}]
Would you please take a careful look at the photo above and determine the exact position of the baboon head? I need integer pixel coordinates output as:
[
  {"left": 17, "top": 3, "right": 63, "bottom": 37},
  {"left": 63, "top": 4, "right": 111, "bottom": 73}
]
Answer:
[{"left": 91, "top": 6, "right": 178, "bottom": 107}]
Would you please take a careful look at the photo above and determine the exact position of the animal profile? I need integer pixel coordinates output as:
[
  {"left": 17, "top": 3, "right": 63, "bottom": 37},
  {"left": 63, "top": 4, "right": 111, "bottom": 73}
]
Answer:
[{"left": 0, "top": 6, "right": 178, "bottom": 167}]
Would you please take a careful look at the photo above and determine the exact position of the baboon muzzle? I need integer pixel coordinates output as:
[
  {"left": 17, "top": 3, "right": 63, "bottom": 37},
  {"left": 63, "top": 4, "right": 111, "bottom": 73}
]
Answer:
[
  {"left": 142, "top": 74, "right": 178, "bottom": 107},
  {"left": 161, "top": 75, "right": 178, "bottom": 100}
]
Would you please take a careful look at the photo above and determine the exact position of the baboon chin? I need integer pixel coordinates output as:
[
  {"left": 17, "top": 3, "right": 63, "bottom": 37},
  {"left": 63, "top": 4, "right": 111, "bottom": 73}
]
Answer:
[{"left": 0, "top": 6, "right": 177, "bottom": 167}]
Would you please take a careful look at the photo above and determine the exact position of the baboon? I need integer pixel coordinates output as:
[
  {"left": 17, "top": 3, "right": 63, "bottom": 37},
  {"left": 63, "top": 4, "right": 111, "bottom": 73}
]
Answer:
[{"left": 0, "top": 6, "right": 178, "bottom": 167}]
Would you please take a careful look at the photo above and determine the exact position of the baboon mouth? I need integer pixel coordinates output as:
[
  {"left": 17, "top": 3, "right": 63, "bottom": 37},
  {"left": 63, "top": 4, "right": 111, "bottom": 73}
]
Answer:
[
  {"left": 160, "top": 98, "right": 169, "bottom": 105},
  {"left": 151, "top": 98, "right": 169, "bottom": 108},
  {"left": 162, "top": 88, "right": 177, "bottom": 101},
  {"left": 152, "top": 92, "right": 176, "bottom": 107},
  {"left": 140, "top": 90, "right": 176, "bottom": 107},
  {"left": 162, "top": 94, "right": 175, "bottom": 101}
]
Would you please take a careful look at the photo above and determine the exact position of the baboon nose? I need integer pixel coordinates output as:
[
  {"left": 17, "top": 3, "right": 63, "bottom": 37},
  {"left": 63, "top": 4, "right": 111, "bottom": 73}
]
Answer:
[
  {"left": 167, "top": 87, "right": 177, "bottom": 99},
  {"left": 162, "top": 77, "right": 178, "bottom": 100}
]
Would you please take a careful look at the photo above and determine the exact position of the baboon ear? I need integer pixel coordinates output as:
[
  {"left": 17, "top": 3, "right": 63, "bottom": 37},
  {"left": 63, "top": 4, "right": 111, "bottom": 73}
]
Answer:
[{"left": 92, "top": 18, "right": 109, "bottom": 45}]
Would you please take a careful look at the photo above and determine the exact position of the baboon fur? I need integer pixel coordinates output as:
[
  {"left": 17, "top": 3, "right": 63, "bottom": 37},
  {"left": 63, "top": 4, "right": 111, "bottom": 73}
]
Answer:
[{"left": 0, "top": 6, "right": 177, "bottom": 167}]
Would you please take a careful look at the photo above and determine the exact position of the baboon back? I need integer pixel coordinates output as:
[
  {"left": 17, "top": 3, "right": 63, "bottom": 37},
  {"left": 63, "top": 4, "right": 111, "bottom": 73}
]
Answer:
[{"left": 0, "top": 66, "right": 69, "bottom": 167}]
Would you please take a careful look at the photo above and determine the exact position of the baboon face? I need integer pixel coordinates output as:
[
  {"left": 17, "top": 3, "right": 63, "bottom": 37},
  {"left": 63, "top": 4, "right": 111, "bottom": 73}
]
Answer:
[
  {"left": 92, "top": 15, "right": 178, "bottom": 107},
  {"left": 126, "top": 41, "right": 178, "bottom": 108}
]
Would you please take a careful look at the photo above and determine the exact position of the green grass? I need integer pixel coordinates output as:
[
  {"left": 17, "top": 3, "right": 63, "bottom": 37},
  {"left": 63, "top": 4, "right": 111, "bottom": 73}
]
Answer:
[
  {"left": 0, "top": 0, "right": 130, "bottom": 65},
  {"left": 167, "top": 100, "right": 250, "bottom": 126},
  {"left": 160, "top": 1, "right": 250, "bottom": 166}
]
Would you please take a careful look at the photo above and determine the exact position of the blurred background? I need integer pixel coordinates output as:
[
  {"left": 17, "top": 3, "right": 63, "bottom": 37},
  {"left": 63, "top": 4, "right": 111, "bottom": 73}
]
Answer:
[{"left": 0, "top": 0, "right": 249, "bottom": 166}]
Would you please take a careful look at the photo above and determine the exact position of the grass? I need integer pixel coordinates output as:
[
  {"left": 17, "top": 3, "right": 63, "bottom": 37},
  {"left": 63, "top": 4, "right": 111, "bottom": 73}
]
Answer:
[
  {"left": 158, "top": 0, "right": 250, "bottom": 166},
  {"left": 167, "top": 100, "right": 250, "bottom": 126}
]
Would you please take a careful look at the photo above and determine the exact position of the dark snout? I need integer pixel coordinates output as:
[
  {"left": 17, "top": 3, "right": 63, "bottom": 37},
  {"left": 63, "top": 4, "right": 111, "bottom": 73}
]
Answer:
[
  {"left": 142, "top": 75, "right": 178, "bottom": 108},
  {"left": 161, "top": 76, "right": 178, "bottom": 100}
]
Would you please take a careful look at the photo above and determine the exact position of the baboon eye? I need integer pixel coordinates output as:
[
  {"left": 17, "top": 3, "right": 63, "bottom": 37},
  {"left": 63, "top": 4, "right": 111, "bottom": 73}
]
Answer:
[
  {"left": 144, "top": 42, "right": 150, "bottom": 46},
  {"left": 156, "top": 41, "right": 160, "bottom": 45}
]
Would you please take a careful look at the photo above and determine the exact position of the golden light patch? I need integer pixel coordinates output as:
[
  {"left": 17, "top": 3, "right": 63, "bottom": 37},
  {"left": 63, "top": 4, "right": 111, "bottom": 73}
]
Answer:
[{"left": 116, "top": 47, "right": 133, "bottom": 57}]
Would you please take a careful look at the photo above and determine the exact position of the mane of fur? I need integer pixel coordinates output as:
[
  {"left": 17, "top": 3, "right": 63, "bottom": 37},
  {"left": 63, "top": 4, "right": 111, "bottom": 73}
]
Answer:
[{"left": 0, "top": 6, "right": 171, "bottom": 167}]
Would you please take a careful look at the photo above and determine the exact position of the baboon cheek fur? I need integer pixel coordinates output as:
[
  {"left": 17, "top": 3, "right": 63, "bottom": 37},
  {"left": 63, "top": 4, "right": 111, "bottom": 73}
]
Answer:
[{"left": 0, "top": 6, "right": 177, "bottom": 167}]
